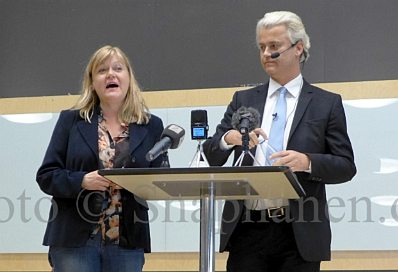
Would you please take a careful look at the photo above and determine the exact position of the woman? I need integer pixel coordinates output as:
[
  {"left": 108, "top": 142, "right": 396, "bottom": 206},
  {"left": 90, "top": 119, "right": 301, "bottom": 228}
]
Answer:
[{"left": 36, "top": 45, "right": 166, "bottom": 271}]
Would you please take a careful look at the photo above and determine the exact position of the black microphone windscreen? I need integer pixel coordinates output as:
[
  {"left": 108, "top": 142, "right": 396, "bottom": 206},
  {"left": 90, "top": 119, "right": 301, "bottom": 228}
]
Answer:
[
  {"left": 161, "top": 124, "right": 185, "bottom": 149},
  {"left": 245, "top": 107, "right": 261, "bottom": 131},
  {"left": 231, "top": 110, "right": 241, "bottom": 130},
  {"left": 231, "top": 106, "right": 261, "bottom": 133}
]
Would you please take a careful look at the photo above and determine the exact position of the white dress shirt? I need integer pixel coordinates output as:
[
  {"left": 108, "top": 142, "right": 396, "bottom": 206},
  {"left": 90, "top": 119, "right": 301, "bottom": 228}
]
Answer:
[
  {"left": 244, "top": 75, "right": 303, "bottom": 209},
  {"left": 220, "top": 74, "right": 303, "bottom": 210}
]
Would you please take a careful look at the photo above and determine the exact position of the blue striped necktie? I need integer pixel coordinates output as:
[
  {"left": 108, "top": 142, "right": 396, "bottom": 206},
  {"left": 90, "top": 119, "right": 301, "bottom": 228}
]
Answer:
[{"left": 266, "top": 87, "right": 287, "bottom": 164}]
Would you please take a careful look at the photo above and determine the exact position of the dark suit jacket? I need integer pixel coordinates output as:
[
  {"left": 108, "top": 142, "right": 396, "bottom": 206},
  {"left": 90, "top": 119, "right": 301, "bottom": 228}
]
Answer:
[
  {"left": 36, "top": 109, "right": 165, "bottom": 252},
  {"left": 203, "top": 80, "right": 356, "bottom": 262}
]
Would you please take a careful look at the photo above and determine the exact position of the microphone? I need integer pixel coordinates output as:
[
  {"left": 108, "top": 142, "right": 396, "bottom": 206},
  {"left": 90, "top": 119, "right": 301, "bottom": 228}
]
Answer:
[
  {"left": 270, "top": 42, "right": 298, "bottom": 59},
  {"left": 145, "top": 124, "right": 185, "bottom": 161},
  {"left": 272, "top": 113, "right": 277, "bottom": 120},
  {"left": 231, "top": 107, "right": 261, "bottom": 134}
]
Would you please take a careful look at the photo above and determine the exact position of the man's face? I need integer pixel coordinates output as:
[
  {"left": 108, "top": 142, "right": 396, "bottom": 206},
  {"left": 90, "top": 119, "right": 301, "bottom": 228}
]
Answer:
[{"left": 258, "top": 25, "right": 301, "bottom": 83}]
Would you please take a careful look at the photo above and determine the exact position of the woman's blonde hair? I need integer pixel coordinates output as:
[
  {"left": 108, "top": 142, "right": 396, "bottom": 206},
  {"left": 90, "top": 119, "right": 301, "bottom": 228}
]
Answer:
[{"left": 72, "top": 45, "right": 150, "bottom": 124}]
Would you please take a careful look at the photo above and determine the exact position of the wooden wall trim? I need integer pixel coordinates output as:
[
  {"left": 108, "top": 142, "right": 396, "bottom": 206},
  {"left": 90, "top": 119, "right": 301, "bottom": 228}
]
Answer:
[
  {"left": 1, "top": 251, "right": 398, "bottom": 271},
  {"left": 1, "top": 80, "right": 397, "bottom": 115}
]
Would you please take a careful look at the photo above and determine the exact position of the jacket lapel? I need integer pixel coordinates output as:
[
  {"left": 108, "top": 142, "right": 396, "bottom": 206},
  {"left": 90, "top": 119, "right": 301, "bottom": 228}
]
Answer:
[
  {"left": 244, "top": 84, "right": 268, "bottom": 162},
  {"left": 288, "top": 80, "right": 313, "bottom": 142},
  {"left": 76, "top": 113, "right": 149, "bottom": 156},
  {"left": 77, "top": 113, "right": 99, "bottom": 158},
  {"left": 253, "top": 84, "right": 269, "bottom": 120},
  {"left": 129, "top": 123, "right": 148, "bottom": 154}
]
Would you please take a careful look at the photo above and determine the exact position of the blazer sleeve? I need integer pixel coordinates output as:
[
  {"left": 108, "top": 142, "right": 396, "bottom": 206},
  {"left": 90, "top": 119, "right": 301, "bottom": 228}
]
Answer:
[
  {"left": 203, "top": 91, "right": 239, "bottom": 166},
  {"left": 306, "top": 94, "right": 357, "bottom": 184},
  {"left": 36, "top": 110, "right": 87, "bottom": 198},
  {"left": 148, "top": 115, "right": 166, "bottom": 168}
]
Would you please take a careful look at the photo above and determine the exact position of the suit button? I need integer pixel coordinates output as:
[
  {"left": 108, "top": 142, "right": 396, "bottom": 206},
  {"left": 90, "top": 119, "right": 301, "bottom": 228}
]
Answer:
[{"left": 131, "top": 157, "right": 136, "bottom": 163}]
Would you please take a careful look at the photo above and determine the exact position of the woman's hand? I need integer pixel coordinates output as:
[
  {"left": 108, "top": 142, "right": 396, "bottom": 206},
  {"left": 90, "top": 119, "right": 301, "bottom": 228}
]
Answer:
[{"left": 81, "top": 170, "right": 112, "bottom": 191}]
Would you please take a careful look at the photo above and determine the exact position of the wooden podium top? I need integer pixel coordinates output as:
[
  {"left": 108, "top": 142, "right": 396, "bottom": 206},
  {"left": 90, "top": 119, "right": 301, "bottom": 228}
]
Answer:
[{"left": 99, "top": 166, "right": 305, "bottom": 201}]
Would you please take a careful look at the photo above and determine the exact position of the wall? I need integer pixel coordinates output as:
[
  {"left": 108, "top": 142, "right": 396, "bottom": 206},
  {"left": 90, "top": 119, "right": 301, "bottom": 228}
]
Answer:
[
  {"left": 1, "top": 0, "right": 398, "bottom": 98},
  {"left": 1, "top": 0, "right": 398, "bottom": 270},
  {"left": 1, "top": 83, "right": 398, "bottom": 271}
]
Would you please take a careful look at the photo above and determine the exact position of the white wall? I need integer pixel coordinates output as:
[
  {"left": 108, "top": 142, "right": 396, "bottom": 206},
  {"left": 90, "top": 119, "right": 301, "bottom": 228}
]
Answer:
[{"left": 1, "top": 99, "right": 398, "bottom": 253}]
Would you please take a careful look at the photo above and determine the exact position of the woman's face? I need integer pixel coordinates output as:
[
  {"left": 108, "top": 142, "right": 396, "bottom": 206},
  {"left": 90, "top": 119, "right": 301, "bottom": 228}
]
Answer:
[{"left": 92, "top": 55, "right": 130, "bottom": 107}]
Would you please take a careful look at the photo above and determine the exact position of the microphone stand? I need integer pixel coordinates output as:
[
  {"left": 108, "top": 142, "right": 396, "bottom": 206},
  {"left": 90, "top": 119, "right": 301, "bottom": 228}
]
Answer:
[
  {"left": 160, "top": 151, "right": 170, "bottom": 168},
  {"left": 234, "top": 130, "right": 261, "bottom": 167},
  {"left": 189, "top": 139, "right": 210, "bottom": 167}
]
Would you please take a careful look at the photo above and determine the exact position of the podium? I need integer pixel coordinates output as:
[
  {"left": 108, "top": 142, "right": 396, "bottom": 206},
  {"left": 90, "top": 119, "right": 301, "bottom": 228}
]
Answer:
[{"left": 99, "top": 166, "right": 305, "bottom": 272}]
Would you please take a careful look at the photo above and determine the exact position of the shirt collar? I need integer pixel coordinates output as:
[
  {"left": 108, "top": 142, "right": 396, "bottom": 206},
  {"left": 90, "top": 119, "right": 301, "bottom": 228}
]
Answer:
[
  {"left": 98, "top": 108, "right": 129, "bottom": 133},
  {"left": 268, "top": 74, "right": 303, "bottom": 98}
]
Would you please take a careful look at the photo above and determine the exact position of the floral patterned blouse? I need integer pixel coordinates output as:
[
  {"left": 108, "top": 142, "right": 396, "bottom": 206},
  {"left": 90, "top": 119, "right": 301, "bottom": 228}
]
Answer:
[{"left": 95, "top": 112, "right": 130, "bottom": 244}]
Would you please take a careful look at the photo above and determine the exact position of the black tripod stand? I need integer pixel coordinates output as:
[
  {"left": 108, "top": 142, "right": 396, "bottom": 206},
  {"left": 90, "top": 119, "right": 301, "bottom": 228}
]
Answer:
[{"left": 233, "top": 130, "right": 261, "bottom": 167}]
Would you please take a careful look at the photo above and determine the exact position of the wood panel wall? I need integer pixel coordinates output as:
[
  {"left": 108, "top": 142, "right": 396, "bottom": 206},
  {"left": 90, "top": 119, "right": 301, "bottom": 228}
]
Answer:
[{"left": 1, "top": 80, "right": 398, "bottom": 114}]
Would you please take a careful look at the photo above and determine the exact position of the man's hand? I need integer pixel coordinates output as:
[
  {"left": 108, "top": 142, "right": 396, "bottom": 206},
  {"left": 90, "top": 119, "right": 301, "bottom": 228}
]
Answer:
[
  {"left": 270, "top": 150, "right": 310, "bottom": 172},
  {"left": 225, "top": 128, "right": 268, "bottom": 149}
]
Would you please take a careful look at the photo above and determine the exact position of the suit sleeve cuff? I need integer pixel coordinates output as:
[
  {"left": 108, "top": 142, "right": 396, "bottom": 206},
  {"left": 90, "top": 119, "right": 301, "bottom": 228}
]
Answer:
[
  {"left": 304, "top": 161, "right": 312, "bottom": 173},
  {"left": 219, "top": 130, "right": 235, "bottom": 151}
]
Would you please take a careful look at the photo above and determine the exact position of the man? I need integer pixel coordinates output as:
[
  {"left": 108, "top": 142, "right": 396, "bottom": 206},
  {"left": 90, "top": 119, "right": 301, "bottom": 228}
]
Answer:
[{"left": 203, "top": 11, "right": 356, "bottom": 272}]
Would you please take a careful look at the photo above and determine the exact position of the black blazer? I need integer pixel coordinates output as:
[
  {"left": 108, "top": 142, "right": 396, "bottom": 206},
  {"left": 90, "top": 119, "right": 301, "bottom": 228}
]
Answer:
[
  {"left": 36, "top": 109, "right": 165, "bottom": 252},
  {"left": 203, "top": 80, "right": 356, "bottom": 262}
]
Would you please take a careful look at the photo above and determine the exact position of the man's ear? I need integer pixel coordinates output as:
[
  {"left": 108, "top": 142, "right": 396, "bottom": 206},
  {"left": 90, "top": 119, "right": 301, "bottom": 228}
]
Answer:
[{"left": 295, "top": 41, "right": 304, "bottom": 58}]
